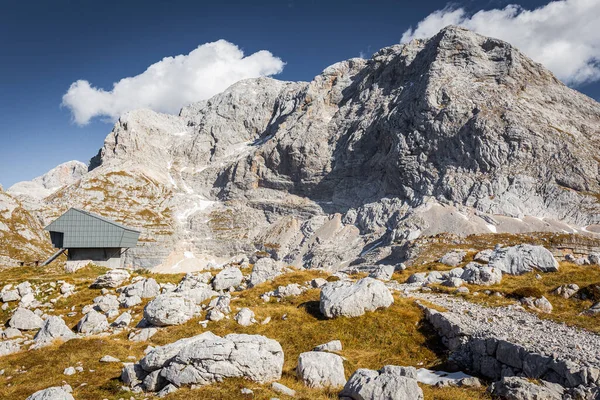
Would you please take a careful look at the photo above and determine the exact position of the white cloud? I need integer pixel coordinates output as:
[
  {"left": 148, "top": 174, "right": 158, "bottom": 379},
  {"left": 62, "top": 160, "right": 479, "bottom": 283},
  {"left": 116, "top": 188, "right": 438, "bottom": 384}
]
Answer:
[
  {"left": 401, "top": 0, "right": 600, "bottom": 85},
  {"left": 62, "top": 40, "right": 285, "bottom": 125}
]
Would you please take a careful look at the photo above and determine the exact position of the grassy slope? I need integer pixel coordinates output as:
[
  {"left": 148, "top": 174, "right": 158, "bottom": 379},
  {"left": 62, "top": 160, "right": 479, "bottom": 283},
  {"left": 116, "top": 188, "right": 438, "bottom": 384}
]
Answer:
[{"left": 0, "top": 267, "right": 490, "bottom": 400}]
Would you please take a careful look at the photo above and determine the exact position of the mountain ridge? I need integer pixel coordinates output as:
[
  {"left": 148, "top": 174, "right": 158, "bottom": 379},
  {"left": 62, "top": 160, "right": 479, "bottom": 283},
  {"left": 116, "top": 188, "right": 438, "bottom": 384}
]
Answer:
[{"left": 5, "top": 25, "right": 600, "bottom": 270}]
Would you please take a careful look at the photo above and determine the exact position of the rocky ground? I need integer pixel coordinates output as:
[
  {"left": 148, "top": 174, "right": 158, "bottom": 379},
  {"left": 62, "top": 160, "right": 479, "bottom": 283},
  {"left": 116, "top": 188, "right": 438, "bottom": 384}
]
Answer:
[{"left": 0, "top": 241, "right": 598, "bottom": 399}]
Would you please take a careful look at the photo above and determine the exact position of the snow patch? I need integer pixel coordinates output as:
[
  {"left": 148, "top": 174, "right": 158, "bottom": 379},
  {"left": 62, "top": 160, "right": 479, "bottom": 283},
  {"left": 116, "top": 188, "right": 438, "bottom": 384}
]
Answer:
[
  {"left": 416, "top": 368, "right": 473, "bottom": 385},
  {"left": 486, "top": 224, "right": 497, "bottom": 233}
]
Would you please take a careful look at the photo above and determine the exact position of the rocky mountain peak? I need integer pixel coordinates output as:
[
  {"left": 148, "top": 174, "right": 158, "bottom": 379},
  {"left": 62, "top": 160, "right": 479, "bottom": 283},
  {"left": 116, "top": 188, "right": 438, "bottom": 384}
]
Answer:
[{"left": 5, "top": 26, "right": 600, "bottom": 271}]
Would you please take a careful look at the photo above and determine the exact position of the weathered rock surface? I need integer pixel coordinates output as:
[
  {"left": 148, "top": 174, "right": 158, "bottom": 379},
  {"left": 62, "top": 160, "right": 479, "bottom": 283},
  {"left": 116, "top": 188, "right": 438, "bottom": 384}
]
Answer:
[
  {"left": 314, "top": 340, "right": 343, "bottom": 352},
  {"left": 234, "top": 308, "right": 256, "bottom": 326},
  {"left": 77, "top": 309, "right": 109, "bottom": 334},
  {"left": 490, "top": 376, "right": 565, "bottom": 400},
  {"left": 340, "top": 365, "right": 423, "bottom": 400},
  {"left": 417, "top": 293, "right": 600, "bottom": 389},
  {"left": 124, "top": 332, "right": 284, "bottom": 392},
  {"left": 7, "top": 25, "right": 600, "bottom": 271},
  {"left": 119, "top": 278, "right": 160, "bottom": 298},
  {"left": 33, "top": 316, "right": 76, "bottom": 347},
  {"left": 212, "top": 267, "right": 243, "bottom": 291},
  {"left": 90, "top": 269, "right": 130, "bottom": 288},
  {"left": 489, "top": 245, "right": 559, "bottom": 275},
  {"left": 320, "top": 278, "right": 394, "bottom": 318},
  {"left": 248, "top": 258, "right": 285, "bottom": 287},
  {"left": 297, "top": 351, "right": 346, "bottom": 388},
  {"left": 9, "top": 307, "right": 44, "bottom": 330},
  {"left": 25, "top": 385, "right": 75, "bottom": 400},
  {"left": 143, "top": 293, "right": 197, "bottom": 326},
  {"left": 439, "top": 251, "right": 466, "bottom": 267}
]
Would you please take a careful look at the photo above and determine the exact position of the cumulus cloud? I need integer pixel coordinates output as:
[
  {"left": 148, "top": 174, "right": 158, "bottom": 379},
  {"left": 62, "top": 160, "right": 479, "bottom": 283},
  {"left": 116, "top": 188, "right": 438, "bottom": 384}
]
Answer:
[
  {"left": 62, "top": 40, "right": 285, "bottom": 125},
  {"left": 401, "top": 0, "right": 600, "bottom": 85}
]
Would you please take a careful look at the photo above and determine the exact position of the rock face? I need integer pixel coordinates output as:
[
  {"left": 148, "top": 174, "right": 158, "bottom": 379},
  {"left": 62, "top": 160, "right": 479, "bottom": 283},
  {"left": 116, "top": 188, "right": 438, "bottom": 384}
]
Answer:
[
  {"left": 297, "top": 351, "right": 346, "bottom": 388},
  {"left": 123, "top": 332, "right": 284, "bottom": 392},
  {"left": 143, "top": 293, "right": 197, "bottom": 326},
  {"left": 340, "top": 365, "right": 424, "bottom": 400},
  {"left": 489, "top": 245, "right": 559, "bottom": 275},
  {"left": 320, "top": 278, "right": 394, "bottom": 318},
  {"left": 7, "top": 25, "right": 600, "bottom": 270}
]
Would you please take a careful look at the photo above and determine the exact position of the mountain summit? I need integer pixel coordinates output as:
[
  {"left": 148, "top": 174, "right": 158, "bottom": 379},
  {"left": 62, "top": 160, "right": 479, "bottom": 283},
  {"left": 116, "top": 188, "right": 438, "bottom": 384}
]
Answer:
[{"left": 7, "top": 26, "right": 600, "bottom": 269}]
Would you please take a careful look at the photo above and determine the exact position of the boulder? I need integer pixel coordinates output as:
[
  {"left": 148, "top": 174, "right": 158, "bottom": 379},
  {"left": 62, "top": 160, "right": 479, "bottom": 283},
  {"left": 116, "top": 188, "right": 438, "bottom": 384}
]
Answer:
[
  {"left": 76, "top": 309, "right": 109, "bottom": 334},
  {"left": 248, "top": 258, "right": 284, "bottom": 287},
  {"left": 212, "top": 267, "right": 243, "bottom": 291},
  {"left": 590, "top": 253, "right": 600, "bottom": 265},
  {"left": 120, "top": 294, "right": 142, "bottom": 308},
  {"left": 207, "top": 294, "right": 231, "bottom": 314},
  {"left": 9, "top": 307, "right": 44, "bottom": 330},
  {"left": 119, "top": 278, "right": 160, "bottom": 299},
  {"left": 144, "top": 293, "right": 197, "bottom": 326},
  {"left": 90, "top": 269, "right": 131, "bottom": 288},
  {"left": 174, "top": 283, "right": 218, "bottom": 304},
  {"left": 33, "top": 316, "right": 76, "bottom": 347},
  {"left": 0, "top": 340, "right": 21, "bottom": 356},
  {"left": 582, "top": 302, "right": 600, "bottom": 316},
  {"left": 297, "top": 351, "right": 346, "bottom": 388},
  {"left": 460, "top": 262, "right": 502, "bottom": 286},
  {"left": 111, "top": 312, "right": 132, "bottom": 328},
  {"left": 234, "top": 308, "right": 256, "bottom": 326},
  {"left": 552, "top": 284, "right": 579, "bottom": 299},
  {"left": 520, "top": 296, "right": 553, "bottom": 313},
  {"left": 127, "top": 332, "right": 284, "bottom": 391},
  {"left": 273, "top": 283, "right": 306, "bottom": 298},
  {"left": 93, "top": 294, "right": 120, "bottom": 313},
  {"left": 368, "top": 265, "right": 395, "bottom": 281},
  {"left": 1, "top": 289, "right": 20, "bottom": 302},
  {"left": 340, "top": 365, "right": 424, "bottom": 400},
  {"left": 26, "top": 385, "right": 74, "bottom": 400},
  {"left": 490, "top": 376, "right": 564, "bottom": 400},
  {"left": 271, "top": 382, "right": 296, "bottom": 397},
  {"left": 439, "top": 251, "right": 466, "bottom": 267},
  {"left": 314, "top": 340, "right": 343, "bottom": 352},
  {"left": 489, "top": 245, "right": 559, "bottom": 275},
  {"left": 474, "top": 249, "right": 494, "bottom": 263},
  {"left": 407, "top": 273, "right": 427, "bottom": 284},
  {"left": 320, "top": 278, "right": 394, "bottom": 318}
]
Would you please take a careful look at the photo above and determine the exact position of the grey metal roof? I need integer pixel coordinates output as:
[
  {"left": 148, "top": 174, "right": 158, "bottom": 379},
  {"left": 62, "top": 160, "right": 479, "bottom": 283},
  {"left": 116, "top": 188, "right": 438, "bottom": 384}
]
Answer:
[{"left": 45, "top": 208, "right": 140, "bottom": 249}]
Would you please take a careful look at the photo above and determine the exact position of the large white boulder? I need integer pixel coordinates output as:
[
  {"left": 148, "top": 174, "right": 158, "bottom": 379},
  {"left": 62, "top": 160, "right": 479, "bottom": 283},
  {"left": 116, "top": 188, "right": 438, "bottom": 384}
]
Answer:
[
  {"left": 340, "top": 365, "right": 423, "bottom": 400},
  {"left": 91, "top": 269, "right": 131, "bottom": 288},
  {"left": 26, "top": 385, "right": 74, "bottom": 400},
  {"left": 119, "top": 278, "right": 160, "bottom": 298},
  {"left": 320, "top": 278, "right": 394, "bottom": 318},
  {"left": 297, "top": 351, "right": 346, "bottom": 388},
  {"left": 248, "top": 258, "right": 284, "bottom": 287},
  {"left": 9, "top": 307, "right": 44, "bottom": 330},
  {"left": 143, "top": 293, "right": 197, "bottom": 326},
  {"left": 76, "top": 309, "right": 109, "bottom": 334},
  {"left": 125, "top": 332, "right": 284, "bottom": 392},
  {"left": 33, "top": 316, "right": 76, "bottom": 347},
  {"left": 489, "top": 245, "right": 559, "bottom": 275},
  {"left": 212, "top": 267, "right": 243, "bottom": 291},
  {"left": 460, "top": 262, "right": 502, "bottom": 285}
]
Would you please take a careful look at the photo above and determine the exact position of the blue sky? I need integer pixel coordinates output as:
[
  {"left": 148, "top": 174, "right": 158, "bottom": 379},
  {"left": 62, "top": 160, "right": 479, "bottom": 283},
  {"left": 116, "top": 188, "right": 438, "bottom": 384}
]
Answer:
[{"left": 1, "top": 0, "right": 599, "bottom": 188}]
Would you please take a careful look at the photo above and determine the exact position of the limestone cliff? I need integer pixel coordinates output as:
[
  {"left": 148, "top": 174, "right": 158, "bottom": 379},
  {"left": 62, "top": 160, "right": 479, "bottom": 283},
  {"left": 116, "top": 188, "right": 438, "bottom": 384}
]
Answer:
[{"left": 11, "top": 26, "right": 600, "bottom": 271}]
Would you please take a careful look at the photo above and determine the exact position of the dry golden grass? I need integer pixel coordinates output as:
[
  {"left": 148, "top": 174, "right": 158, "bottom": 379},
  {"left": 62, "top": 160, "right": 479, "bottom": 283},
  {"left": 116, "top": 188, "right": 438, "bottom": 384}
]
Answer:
[{"left": 0, "top": 267, "right": 491, "bottom": 400}]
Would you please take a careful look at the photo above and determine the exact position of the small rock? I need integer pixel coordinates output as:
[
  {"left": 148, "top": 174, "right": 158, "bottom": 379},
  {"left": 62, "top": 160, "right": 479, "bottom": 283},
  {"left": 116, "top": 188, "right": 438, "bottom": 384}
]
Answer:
[
  {"left": 271, "top": 382, "right": 296, "bottom": 397},
  {"left": 313, "top": 340, "right": 342, "bottom": 352},
  {"left": 234, "top": 308, "right": 256, "bottom": 326},
  {"left": 100, "top": 355, "right": 121, "bottom": 363}
]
